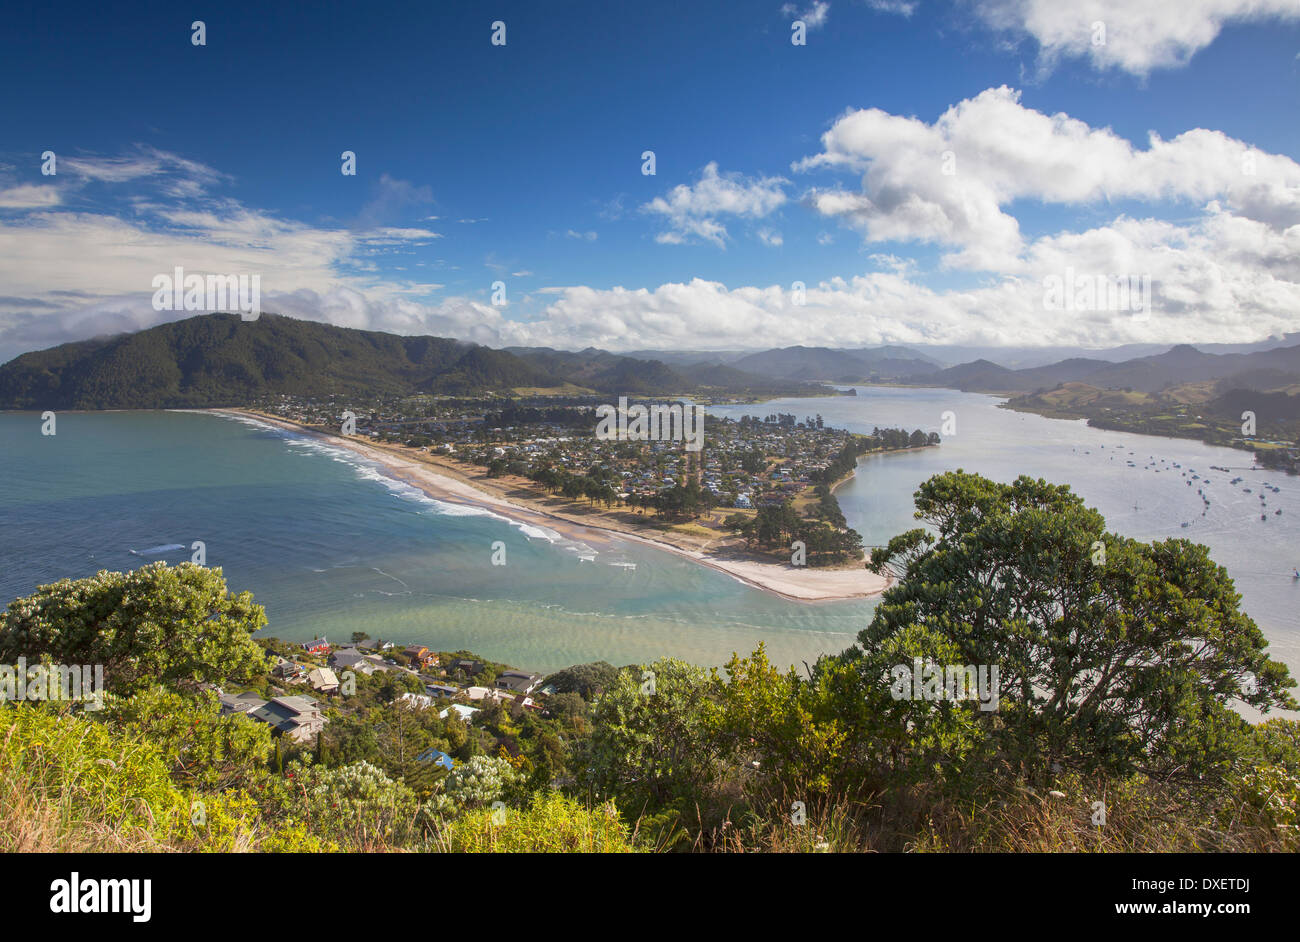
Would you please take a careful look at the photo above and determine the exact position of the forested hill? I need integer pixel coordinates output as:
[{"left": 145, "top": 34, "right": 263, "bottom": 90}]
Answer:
[{"left": 0, "top": 313, "right": 817, "bottom": 409}]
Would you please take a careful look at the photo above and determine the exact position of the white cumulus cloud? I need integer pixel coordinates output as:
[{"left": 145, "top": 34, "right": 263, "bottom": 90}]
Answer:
[
  {"left": 643, "top": 162, "right": 788, "bottom": 247},
  {"left": 973, "top": 0, "right": 1300, "bottom": 76},
  {"left": 797, "top": 85, "right": 1300, "bottom": 271}
]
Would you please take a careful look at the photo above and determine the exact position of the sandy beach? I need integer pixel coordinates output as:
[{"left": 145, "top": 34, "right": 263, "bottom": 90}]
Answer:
[{"left": 207, "top": 408, "right": 894, "bottom": 603}]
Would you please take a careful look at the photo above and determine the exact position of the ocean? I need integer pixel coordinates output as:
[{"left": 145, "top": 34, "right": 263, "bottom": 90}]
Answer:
[{"left": 2, "top": 388, "right": 1297, "bottom": 680}]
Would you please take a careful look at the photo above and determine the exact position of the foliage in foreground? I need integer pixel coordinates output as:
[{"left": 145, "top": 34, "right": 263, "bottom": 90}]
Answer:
[
  {"left": 0, "top": 704, "right": 326, "bottom": 852},
  {"left": 2, "top": 470, "right": 1298, "bottom": 852},
  {"left": 0, "top": 704, "right": 631, "bottom": 853},
  {"left": 431, "top": 792, "right": 634, "bottom": 853}
]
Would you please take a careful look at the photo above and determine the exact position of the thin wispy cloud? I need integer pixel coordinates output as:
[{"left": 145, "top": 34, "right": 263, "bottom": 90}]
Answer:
[
  {"left": 355, "top": 174, "right": 434, "bottom": 231},
  {"left": 62, "top": 148, "right": 227, "bottom": 188},
  {"left": 866, "top": 0, "right": 916, "bottom": 16},
  {"left": 0, "top": 184, "right": 61, "bottom": 209},
  {"left": 781, "top": 1, "right": 831, "bottom": 28}
]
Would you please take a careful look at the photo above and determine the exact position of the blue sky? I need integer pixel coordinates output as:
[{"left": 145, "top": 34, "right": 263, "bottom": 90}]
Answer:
[{"left": 1, "top": 0, "right": 1298, "bottom": 360}]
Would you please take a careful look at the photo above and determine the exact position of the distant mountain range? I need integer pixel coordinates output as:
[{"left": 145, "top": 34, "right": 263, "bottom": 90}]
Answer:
[
  {"left": 625, "top": 334, "right": 1300, "bottom": 371},
  {"left": 903, "top": 343, "right": 1300, "bottom": 396},
  {"left": 545, "top": 339, "right": 1300, "bottom": 400},
  {"left": 2, "top": 311, "right": 1297, "bottom": 412}
]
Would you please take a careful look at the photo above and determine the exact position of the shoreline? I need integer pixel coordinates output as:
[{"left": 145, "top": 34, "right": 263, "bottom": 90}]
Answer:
[{"left": 204, "top": 408, "right": 894, "bottom": 603}]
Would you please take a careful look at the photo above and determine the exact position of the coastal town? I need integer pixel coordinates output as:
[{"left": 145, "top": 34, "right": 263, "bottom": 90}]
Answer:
[{"left": 244, "top": 391, "right": 940, "bottom": 571}]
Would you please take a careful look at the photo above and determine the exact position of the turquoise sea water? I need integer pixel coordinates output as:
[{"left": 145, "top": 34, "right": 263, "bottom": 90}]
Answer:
[
  {"left": 0, "top": 409, "right": 868, "bottom": 674},
  {"left": 2, "top": 390, "right": 1297, "bottom": 679}
]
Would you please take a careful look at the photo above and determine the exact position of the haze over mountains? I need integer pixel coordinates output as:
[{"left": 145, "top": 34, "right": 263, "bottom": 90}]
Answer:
[
  {"left": 1, "top": 312, "right": 1297, "bottom": 411},
  {"left": 907, "top": 344, "right": 1300, "bottom": 395},
  {"left": 627, "top": 335, "right": 1300, "bottom": 371}
]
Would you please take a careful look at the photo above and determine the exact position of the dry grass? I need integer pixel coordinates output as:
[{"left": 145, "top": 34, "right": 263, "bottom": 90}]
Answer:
[
  {"left": 689, "top": 774, "right": 1299, "bottom": 854},
  {"left": 0, "top": 719, "right": 174, "bottom": 852}
]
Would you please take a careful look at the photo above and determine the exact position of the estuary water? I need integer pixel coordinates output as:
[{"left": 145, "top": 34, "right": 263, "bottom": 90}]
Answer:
[
  {"left": 714, "top": 387, "right": 1300, "bottom": 678},
  {"left": 1, "top": 387, "right": 1297, "bottom": 679}
]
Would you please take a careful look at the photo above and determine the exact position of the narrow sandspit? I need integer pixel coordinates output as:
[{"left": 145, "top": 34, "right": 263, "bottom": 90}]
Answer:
[{"left": 207, "top": 408, "right": 894, "bottom": 603}]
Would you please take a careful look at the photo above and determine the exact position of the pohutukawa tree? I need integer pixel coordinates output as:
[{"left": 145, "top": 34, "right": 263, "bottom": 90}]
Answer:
[
  {"left": 0, "top": 562, "right": 268, "bottom": 696},
  {"left": 863, "top": 470, "right": 1297, "bottom": 778}
]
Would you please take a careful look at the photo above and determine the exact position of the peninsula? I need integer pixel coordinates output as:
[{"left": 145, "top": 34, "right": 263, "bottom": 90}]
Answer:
[{"left": 210, "top": 400, "right": 937, "bottom": 602}]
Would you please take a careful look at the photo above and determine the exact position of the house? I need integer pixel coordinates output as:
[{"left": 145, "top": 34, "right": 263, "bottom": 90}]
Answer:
[
  {"left": 451, "top": 659, "right": 483, "bottom": 677},
  {"left": 425, "top": 683, "right": 459, "bottom": 698},
  {"left": 360, "top": 638, "right": 395, "bottom": 652},
  {"left": 249, "top": 696, "right": 326, "bottom": 743},
  {"left": 272, "top": 659, "right": 308, "bottom": 681},
  {"left": 439, "top": 704, "right": 480, "bottom": 723},
  {"left": 307, "top": 667, "right": 340, "bottom": 694},
  {"left": 331, "top": 647, "right": 387, "bottom": 676},
  {"left": 495, "top": 670, "right": 543, "bottom": 696},
  {"left": 398, "top": 692, "right": 435, "bottom": 710},
  {"left": 300, "top": 638, "right": 331, "bottom": 655},
  {"left": 218, "top": 690, "right": 267, "bottom": 716},
  {"left": 509, "top": 695, "right": 544, "bottom": 716},
  {"left": 464, "top": 685, "right": 511, "bottom": 703},
  {"left": 403, "top": 645, "right": 438, "bottom": 670},
  {"left": 414, "top": 748, "right": 455, "bottom": 770},
  {"left": 330, "top": 649, "right": 370, "bottom": 674}
]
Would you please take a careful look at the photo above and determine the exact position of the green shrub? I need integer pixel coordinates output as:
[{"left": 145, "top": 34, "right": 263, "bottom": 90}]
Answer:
[
  {"left": 435, "top": 791, "right": 635, "bottom": 852},
  {"left": 0, "top": 704, "right": 326, "bottom": 852}
]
